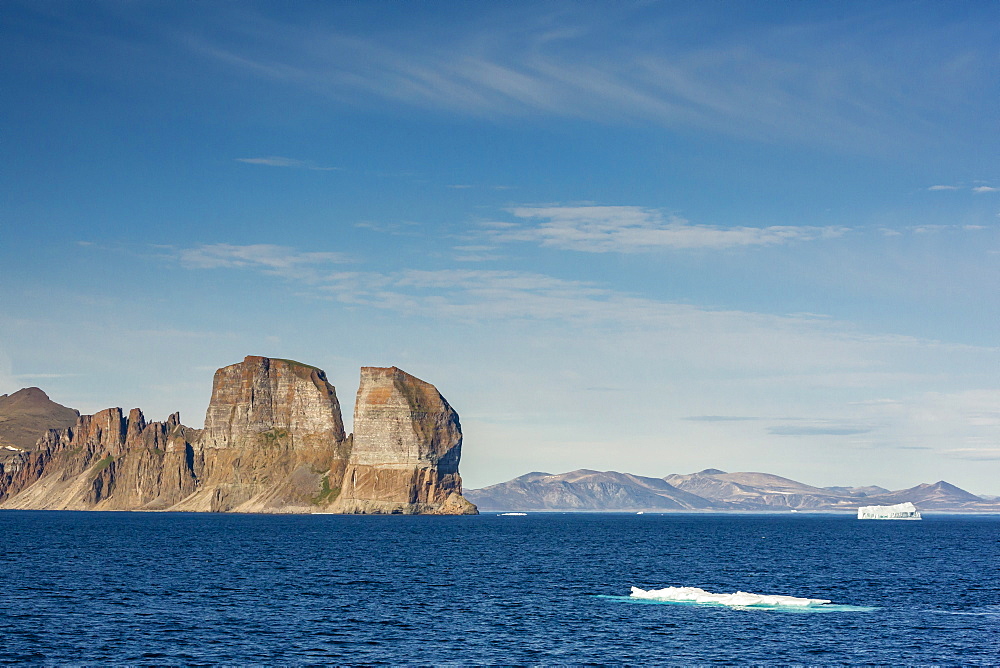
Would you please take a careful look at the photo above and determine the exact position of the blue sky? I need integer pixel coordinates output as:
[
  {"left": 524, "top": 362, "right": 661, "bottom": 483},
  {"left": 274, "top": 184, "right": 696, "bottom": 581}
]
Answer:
[{"left": 2, "top": 1, "right": 999, "bottom": 493}]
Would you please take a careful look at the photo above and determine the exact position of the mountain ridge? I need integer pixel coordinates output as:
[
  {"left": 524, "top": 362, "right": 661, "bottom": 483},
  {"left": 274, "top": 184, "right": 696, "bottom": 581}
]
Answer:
[{"left": 466, "top": 469, "right": 999, "bottom": 513}]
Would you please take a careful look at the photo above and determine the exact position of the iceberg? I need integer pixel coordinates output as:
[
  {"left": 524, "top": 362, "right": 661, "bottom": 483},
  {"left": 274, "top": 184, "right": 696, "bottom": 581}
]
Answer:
[
  {"left": 857, "top": 501, "right": 922, "bottom": 520},
  {"left": 629, "top": 586, "right": 831, "bottom": 608}
]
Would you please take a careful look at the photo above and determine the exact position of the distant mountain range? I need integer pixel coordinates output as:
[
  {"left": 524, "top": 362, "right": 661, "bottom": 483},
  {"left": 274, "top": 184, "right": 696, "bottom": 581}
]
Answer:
[{"left": 465, "top": 468, "right": 1000, "bottom": 513}]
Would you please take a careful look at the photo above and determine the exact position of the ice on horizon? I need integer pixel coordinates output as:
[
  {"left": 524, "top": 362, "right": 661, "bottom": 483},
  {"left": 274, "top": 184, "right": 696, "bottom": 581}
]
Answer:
[{"left": 630, "top": 586, "right": 832, "bottom": 608}]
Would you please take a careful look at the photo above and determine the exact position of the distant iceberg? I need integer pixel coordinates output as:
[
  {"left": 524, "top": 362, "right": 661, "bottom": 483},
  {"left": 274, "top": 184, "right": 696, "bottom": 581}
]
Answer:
[
  {"left": 629, "top": 586, "right": 831, "bottom": 608},
  {"left": 857, "top": 501, "right": 922, "bottom": 520}
]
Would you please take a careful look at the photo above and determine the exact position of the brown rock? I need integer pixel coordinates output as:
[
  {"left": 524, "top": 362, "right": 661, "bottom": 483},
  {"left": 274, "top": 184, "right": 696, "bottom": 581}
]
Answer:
[
  {"left": 332, "top": 367, "right": 476, "bottom": 515},
  {"left": 0, "top": 357, "right": 477, "bottom": 516},
  {"left": 0, "top": 387, "right": 79, "bottom": 451},
  {"left": 172, "top": 356, "right": 349, "bottom": 513},
  {"left": 0, "top": 407, "right": 199, "bottom": 510}
]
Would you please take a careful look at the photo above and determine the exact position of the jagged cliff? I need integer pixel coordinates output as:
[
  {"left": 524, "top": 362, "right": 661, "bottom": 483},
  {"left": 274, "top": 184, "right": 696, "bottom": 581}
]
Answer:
[
  {"left": 0, "top": 356, "right": 476, "bottom": 515},
  {"left": 0, "top": 408, "right": 199, "bottom": 510}
]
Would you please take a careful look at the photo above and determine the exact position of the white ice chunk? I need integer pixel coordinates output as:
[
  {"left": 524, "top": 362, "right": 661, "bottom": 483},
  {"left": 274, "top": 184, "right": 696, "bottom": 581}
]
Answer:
[
  {"left": 857, "top": 502, "right": 921, "bottom": 520},
  {"left": 630, "top": 586, "right": 831, "bottom": 608}
]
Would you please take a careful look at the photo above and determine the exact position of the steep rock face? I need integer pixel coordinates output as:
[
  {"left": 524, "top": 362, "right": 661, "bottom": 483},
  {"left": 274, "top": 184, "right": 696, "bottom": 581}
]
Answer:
[
  {"left": 0, "top": 408, "right": 199, "bottom": 510},
  {"left": 0, "top": 356, "right": 476, "bottom": 515},
  {"left": 173, "top": 356, "right": 350, "bottom": 513},
  {"left": 333, "top": 366, "right": 476, "bottom": 515}
]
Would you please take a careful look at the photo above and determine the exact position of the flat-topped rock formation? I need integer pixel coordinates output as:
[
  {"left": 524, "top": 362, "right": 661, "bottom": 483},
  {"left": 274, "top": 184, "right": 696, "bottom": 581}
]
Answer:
[
  {"left": 174, "top": 356, "right": 351, "bottom": 513},
  {"left": 0, "top": 356, "right": 477, "bottom": 515},
  {"left": 332, "top": 366, "right": 474, "bottom": 515}
]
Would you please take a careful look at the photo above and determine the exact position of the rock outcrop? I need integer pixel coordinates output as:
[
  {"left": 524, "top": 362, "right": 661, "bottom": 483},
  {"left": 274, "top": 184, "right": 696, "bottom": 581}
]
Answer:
[
  {"left": 332, "top": 366, "right": 475, "bottom": 515},
  {"left": 171, "top": 356, "right": 350, "bottom": 513},
  {"left": 0, "top": 356, "right": 477, "bottom": 515},
  {"left": 0, "top": 408, "right": 199, "bottom": 510}
]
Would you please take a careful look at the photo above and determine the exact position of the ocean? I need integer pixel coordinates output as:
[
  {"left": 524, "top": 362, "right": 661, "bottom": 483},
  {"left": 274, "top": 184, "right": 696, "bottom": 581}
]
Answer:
[{"left": 1, "top": 511, "right": 997, "bottom": 665}]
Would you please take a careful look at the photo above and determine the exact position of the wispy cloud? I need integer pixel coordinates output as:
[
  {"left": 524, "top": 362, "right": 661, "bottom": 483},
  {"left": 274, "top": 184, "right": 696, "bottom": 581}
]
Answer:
[
  {"left": 768, "top": 424, "right": 874, "bottom": 436},
  {"left": 485, "top": 206, "right": 847, "bottom": 252},
  {"left": 177, "top": 243, "right": 350, "bottom": 282},
  {"left": 183, "top": 5, "right": 996, "bottom": 151},
  {"left": 926, "top": 184, "right": 998, "bottom": 193},
  {"left": 944, "top": 448, "right": 1000, "bottom": 461},
  {"left": 236, "top": 156, "right": 339, "bottom": 171}
]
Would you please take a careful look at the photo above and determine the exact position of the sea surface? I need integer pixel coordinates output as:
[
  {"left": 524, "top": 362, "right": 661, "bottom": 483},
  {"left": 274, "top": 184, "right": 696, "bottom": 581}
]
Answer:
[{"left": 1, "top": 511, "right": 997, "bottom": 665}]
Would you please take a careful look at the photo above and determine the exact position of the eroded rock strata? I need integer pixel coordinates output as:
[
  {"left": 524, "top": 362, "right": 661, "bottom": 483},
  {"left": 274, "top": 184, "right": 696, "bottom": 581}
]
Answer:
[
  {"left": 171, "top": 356, "right": 350, "bottom": 513},
  {"left": 332, "top": 366, "right": 475, "bottom": 515},
  {"left": 0, "top": 408, "right": 199, "bottom": 510},
  {"left": 0, "top": 356, "right": 477, "bottom": 515}
]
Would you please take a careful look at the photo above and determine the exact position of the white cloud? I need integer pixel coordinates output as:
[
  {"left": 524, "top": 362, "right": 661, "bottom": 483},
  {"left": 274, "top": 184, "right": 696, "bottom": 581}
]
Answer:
[
  {"left": 485, "top": 205, "right": 847, "bottom": 252},
  {"left": 236, "top": 156, "right": 339, "bottom": 171},
  {"left": 972, "top": 186, "right": 998, "bottom": 193},
  {"left": 177, "top": 244, "right": 350, "bottom": 282},
  {"left": 928, "top": 185, "right": 959, "bottom": 191}
]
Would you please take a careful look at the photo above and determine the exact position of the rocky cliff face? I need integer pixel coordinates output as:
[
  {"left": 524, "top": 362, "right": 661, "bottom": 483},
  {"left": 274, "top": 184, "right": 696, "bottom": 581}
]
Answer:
[
  {"left": 332, "top": 366, "right": 475, "bottom": 515},
  {"left": 0, "top": 356, "right": 476, "bottom": 515},
  {"left": 172, "top": 356, "right": 350, "bottom": 513},
  {"left": 0, "top": 408, "right": 199, "bottom": 510}
]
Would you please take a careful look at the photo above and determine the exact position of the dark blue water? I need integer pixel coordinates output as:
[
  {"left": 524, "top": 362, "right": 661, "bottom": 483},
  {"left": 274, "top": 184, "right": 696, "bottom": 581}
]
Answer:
[{"left": 1, "top": 512, "right": 997, "bottom": 665}]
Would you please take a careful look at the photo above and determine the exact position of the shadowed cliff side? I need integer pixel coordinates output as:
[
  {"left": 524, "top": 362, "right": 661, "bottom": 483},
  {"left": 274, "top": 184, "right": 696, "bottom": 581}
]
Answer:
[{"left": 331, "top": 367, "right": 477, "bottom": 515}]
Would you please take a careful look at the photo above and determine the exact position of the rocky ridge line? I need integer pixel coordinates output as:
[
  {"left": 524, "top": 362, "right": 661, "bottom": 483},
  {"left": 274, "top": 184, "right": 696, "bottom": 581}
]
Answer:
[{"left": 0, "top": 356, "right": 476, "bottom": 515}]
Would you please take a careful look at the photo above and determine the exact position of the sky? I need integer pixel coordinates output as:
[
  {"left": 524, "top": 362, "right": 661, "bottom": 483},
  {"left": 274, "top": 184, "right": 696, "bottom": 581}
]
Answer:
[{"left": 2, "top": 0, "right": 999, "bottom": 494}]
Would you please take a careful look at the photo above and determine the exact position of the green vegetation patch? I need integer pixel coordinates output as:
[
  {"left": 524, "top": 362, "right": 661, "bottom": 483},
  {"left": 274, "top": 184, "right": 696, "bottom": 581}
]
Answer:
[
  {"left": 311, "top": 474, "right": 340, "bottom": 505},
  {"left": 259, "top": 427, "right": 290, "bottom": 445},
  {"left": 92, "top": 455, "right": 114, "bottom": 474}
]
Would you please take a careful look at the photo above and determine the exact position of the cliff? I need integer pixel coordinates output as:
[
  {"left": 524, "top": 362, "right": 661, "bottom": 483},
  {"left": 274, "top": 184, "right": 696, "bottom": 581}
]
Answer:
[
  {"left": 332, "top": 366, "right": 475, "bottom": 515},
  {"left": 0, "top": 408, "right": 199, "bottom": 510},
  {"left": 170, "top": 356, "right": 350, "bottom": 513},
  {"left": 0, "top": 356, "right": 477, "bottom": 515}
]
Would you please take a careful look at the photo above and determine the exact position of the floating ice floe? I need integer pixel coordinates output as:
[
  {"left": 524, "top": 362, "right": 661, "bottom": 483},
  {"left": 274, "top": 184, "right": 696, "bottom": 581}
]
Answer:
[
  {"left": 857, "top": 501, "right": 922, "bottom": 520},
  {"left": 629, "top": 586, "right": 831, "bottom": 608}
]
